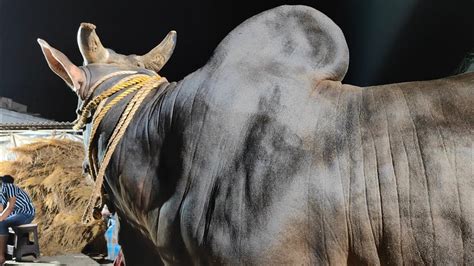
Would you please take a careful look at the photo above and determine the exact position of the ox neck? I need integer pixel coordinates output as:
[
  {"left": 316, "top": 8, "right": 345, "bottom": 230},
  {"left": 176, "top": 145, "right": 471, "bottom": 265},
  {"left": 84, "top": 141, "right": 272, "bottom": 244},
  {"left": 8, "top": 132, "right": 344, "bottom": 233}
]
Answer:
[{"left": 79, "top": 72, "right": 168, "bottom": 223}]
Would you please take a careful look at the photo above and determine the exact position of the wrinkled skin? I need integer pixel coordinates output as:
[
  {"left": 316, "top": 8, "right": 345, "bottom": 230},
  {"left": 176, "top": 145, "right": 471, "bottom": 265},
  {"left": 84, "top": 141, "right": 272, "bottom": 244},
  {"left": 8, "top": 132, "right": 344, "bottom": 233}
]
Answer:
[{"left": 39, "top": 5, "right": 473, "bottom": 265}]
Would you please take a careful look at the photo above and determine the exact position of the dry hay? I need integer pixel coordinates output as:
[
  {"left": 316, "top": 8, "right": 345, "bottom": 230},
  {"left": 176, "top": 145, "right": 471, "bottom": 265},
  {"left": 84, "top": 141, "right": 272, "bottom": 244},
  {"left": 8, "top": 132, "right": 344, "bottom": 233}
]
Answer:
[{"left": 0, "top": 138, "right": 106, "bottom": 256}]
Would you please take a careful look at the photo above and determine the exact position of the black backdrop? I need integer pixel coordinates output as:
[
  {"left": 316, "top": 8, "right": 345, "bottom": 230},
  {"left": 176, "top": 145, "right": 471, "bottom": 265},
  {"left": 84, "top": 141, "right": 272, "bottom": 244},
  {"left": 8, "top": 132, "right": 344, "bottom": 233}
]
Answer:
[{"left": 0, "top": 0, "right": 473, "bottom": 121}]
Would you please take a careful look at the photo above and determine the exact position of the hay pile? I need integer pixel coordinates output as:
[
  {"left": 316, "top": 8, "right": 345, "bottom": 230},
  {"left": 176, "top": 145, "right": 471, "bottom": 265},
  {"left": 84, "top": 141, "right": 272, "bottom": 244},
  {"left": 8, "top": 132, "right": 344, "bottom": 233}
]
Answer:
[{"left": 0, "top": 138, "right": 106, "bottom": 256}]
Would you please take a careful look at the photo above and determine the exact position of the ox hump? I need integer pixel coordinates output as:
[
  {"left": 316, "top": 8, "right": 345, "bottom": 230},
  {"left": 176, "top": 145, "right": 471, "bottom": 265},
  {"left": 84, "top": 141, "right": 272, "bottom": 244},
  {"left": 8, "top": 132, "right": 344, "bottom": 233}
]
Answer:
[{"left": 205, "top": 5, "right": 349, "bottom": 83}]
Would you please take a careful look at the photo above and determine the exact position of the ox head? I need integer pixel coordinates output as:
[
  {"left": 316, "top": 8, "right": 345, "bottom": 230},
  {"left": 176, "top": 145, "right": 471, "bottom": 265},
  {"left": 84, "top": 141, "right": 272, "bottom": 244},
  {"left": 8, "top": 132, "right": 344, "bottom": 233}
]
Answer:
[
  {"left": 77, "top": 23, "right": 176, "bottom": 73},
  {"left": 37, "top": 23, "right": 176, "bottom": 99}
]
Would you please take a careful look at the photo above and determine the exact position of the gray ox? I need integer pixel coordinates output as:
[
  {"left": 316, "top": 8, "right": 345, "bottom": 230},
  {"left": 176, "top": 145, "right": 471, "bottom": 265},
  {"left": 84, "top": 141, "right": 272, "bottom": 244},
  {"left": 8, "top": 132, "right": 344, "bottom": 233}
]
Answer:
[{"left": 38, "top": 5, "right": 473, "bottom": 265}]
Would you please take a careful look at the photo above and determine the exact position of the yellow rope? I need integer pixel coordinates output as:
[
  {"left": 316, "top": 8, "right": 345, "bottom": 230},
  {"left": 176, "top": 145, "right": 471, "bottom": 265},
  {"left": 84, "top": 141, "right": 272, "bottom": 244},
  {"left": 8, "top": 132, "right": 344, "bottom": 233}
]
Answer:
[
  {"left": 84, "top": 70, "right": 139, "bottom": 101},
  {"left": 88, "top": 100, "right": 107, "bottom": 180},
  {"left": 73, "top": 71, "right": 138, "bottom": 127},
  {"left": 73, "top": 73, "right": 148, "bottom": 130},
  {"left": 81, "top": 75, "right": 167, "bottom": 224},
  {"left": 75, "top": 74, "right": 152, "bottom": 179},
  {"left": 86, "top": 77, "right": 152, "bottom": 178}
]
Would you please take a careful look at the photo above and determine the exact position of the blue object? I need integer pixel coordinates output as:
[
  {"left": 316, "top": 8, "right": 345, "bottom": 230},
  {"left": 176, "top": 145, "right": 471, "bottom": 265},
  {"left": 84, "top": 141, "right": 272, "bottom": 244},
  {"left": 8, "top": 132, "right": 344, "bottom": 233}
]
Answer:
[
  {"left": 0, "top": 213, "right": 34, "bottom": 235},
  {"left": 105, "top": 215, "right": 121, "bottom": 261}
]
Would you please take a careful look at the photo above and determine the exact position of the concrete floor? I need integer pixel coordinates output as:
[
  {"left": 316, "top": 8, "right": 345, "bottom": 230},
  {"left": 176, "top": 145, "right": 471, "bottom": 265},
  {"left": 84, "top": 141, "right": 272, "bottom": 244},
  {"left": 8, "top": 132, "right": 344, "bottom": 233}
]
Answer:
[{"left": 5, "top": 254, "right": 113, "bottom": 266}]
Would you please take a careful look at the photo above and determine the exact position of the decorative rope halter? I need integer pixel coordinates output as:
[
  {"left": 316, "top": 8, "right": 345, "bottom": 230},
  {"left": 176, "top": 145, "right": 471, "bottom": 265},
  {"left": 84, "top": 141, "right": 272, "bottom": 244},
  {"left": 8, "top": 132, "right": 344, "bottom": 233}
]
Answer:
[{"left": 76, "top": 71, "right": 168, "bottom": 223}]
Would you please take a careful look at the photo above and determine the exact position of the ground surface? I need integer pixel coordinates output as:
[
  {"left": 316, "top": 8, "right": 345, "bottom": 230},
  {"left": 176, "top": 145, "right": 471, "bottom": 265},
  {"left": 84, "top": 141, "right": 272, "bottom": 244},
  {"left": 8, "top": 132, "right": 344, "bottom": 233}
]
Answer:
[{"left": 5, "top": 254, "right": 112, "bottom": 266}]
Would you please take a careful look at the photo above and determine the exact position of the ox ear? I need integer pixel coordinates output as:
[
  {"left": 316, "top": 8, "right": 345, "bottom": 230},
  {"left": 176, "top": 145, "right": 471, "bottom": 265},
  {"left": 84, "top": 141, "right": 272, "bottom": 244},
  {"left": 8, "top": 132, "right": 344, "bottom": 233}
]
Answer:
[{"left": 37, "top": 38, "right": 85, "bottom": 93}]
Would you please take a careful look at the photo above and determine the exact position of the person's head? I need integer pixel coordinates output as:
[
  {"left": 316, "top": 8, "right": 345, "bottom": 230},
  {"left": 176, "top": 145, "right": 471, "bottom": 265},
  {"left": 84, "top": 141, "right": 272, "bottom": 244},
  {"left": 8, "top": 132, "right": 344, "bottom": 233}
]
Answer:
[{"left": 1, "top": 175, "right": 14, "bottom": 184}]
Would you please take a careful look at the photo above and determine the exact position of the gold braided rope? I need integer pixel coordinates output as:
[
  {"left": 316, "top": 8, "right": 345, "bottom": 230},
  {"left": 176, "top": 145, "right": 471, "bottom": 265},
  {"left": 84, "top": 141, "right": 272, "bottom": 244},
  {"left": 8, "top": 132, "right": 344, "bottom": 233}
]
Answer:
[
  {"left": 74, "top": 73, "right": 149, "bottom": 130},
  {"left": 86, "top": 71, "right": 139, "bottom": 100},
  {"left": 88, "top": 100, "right": 107, "bottom": 180},
  {"left": 82, "top": 75, "right": 167, "bottom": 224},
  {"left": 72, "top": 71, "right": 138, "bottom": 126},
  {"left": 75, "top": 74, "right": 152, "bottom": 179},
  {"left": 86, "top": 78, "right": 152, "bottom": 178}
]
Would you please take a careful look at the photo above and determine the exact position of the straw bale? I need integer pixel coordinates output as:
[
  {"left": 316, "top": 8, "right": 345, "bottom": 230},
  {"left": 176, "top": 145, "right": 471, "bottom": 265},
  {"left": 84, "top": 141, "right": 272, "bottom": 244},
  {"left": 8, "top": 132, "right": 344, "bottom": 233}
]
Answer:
[{"left": 0, "top": 138, "right": 106, "bottom": 256}]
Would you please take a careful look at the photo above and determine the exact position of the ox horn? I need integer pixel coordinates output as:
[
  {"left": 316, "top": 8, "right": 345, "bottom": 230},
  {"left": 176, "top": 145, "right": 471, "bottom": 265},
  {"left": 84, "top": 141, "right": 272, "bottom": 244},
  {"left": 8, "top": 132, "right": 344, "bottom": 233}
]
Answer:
[
  {"left": 77, "top": 22, "right": 177, "bottom": 73},
  {"left": 137, "top": 30, "right": 177, "bottom": 72},
  {"left": 77, "top": 23, "right": 109, "bottom": 64}
]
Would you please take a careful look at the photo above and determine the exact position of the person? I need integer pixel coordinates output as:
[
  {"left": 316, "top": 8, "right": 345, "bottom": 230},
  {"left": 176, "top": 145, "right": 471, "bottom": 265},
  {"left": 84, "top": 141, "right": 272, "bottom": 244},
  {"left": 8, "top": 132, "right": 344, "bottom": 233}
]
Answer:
[{"left": 0, "top": 175, "right": 35, "bottom": 264}]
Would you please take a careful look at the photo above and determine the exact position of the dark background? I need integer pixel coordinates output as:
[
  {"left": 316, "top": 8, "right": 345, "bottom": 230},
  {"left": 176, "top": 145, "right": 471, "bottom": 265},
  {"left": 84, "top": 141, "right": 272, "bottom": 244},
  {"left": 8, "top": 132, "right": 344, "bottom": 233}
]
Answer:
[{"left": 0, "top": 0, "right": 473, "bottom": 121}]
